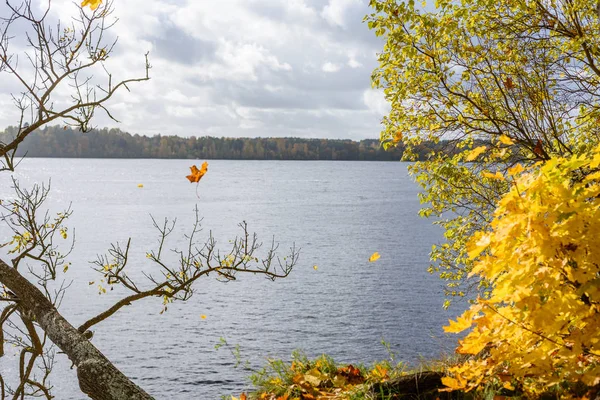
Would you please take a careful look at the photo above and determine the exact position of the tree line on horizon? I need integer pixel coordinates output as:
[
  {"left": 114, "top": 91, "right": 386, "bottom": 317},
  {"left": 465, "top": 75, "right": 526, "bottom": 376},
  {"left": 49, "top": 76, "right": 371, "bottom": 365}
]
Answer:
[{"left": 0, "top": 125, "right": 447, "bottom": 161}]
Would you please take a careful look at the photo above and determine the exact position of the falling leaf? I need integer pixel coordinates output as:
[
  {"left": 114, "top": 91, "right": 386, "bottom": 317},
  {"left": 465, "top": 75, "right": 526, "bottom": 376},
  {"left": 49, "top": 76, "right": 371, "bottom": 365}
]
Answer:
[
  {"left": 81, "top": 0, "right": 102, "bottom": 10},
  {"left": 137, "top": 183, "right": 144, "bottom": 188},
  {"left": 503, "top": 77, "right": 514, "bottom": 90},
  {"left": 200, "top": 314, "right": 207, "bottom": 319},
  {"left": 313, "top": 265, "right": 318, "bottom": 270},
  {"left": 369, "top": 252, "right": 380, "bottom": 262},
  {"left": 186, "top": 161, "right": 209, "bottom": 183}
]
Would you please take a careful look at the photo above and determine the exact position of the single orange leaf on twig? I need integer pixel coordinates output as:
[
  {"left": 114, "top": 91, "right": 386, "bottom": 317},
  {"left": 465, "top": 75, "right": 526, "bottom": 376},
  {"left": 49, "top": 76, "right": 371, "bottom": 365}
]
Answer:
[
  {"left": 81, "top": 0, "right": 102, "bottom": 10},
  {"left": 186, "top": 161, "right": 209, "bottom": 183}
]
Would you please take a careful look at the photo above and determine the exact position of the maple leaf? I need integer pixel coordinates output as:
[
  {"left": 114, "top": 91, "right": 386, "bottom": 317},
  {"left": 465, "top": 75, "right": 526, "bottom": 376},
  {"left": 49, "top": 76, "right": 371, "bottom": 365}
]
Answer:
[
  {"left": 186, "top": 161, "right": 208, "bottom": 183},
  {"left": 81, "top": 0, "right": 102, "bottom": 10}
]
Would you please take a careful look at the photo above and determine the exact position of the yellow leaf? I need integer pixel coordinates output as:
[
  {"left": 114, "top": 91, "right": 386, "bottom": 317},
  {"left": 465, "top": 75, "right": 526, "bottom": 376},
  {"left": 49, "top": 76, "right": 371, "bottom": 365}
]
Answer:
[
  {"left": 482, "top": 171, "right": 505, "bottom": 181},
  {"left": 81, "top": 0, "right": 102, "bottom": 10},
  {"left": 313, "top": 265, "right": 318, "bottom": 270},
  {"left": 369, "top": 252, "right": 380, "bottom": 262},
  {"left": 466, "top": 232, "right": 490, "bottom": 259},
  {"left": 465, "top": 146, "right": 487, "bottom": 161},
  {"left": 457, "top": 337, "right": 487, "bottom": 354},
  {"left": 507, "top": 164, "right": 524, "bottom": 176},
  {"left": 499, "top": 134, "right": 514, "bottom": 145},
  {"left": 441, "top": 376, "right": 465, "bottom": 390},
  {"left": 502, "top": 381, "right": 515, "bottom": 391},
  {"left": 444, "top": 315, "right": 474, "bottom": 333},
  {"left": 137, "top": 183, "right": 144, "bottom": 188},
  {"left": 200, "top": 314, "right": 207, "bottom": 319}
]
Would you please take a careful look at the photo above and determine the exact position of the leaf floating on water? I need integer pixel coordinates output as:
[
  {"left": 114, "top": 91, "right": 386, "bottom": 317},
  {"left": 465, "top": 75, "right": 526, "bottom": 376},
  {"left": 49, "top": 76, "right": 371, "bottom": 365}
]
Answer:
[
  {"left": 186, "top": 161, "right": 209, "bottom": 183},
  {"left": 369, "top": 252, "right": 380, "bottom": 262},
  {"left": 137, "top": 183, "right": 144, "bottom": 188},
  {"left": 313, "top": 265, "right": 318, "bottom": 270},
  {"left": 200, "top": 314, "right": 207, "bottom": 320}
]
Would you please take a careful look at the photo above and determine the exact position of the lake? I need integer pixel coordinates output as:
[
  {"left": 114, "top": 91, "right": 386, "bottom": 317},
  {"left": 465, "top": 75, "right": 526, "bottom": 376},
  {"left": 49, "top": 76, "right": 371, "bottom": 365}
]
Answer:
[{"left": 0, "top": 159, "right": 459, "bottom": 399}]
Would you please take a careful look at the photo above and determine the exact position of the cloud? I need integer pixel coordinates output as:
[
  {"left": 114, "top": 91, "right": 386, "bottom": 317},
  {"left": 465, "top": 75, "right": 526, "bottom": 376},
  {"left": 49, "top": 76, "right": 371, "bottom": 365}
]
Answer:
[
  {"left": 322, "top": 62, "right": 341, "bottom": 73},
  {"left": 321, "top": 0, "right": 362, "bottom": 28},
  {"left": 363, "top": 89, "right": 391, "bottom": 117},
  {"left": 0, "top": 0, "right": 388, "bottom": 140}
]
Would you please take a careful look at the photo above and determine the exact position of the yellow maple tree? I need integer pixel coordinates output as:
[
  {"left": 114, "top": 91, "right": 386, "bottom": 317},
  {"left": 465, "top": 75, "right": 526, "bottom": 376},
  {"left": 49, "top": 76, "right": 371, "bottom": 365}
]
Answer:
[{"left": 443, "top": 146, "right": 600, "bottom": 395}]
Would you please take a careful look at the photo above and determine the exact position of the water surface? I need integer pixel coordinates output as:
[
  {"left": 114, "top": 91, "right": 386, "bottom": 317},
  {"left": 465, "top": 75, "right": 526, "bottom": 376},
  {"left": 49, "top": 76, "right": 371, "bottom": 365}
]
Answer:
[{"left": 0, "top": 159, "right": 457, "bottom": 399}]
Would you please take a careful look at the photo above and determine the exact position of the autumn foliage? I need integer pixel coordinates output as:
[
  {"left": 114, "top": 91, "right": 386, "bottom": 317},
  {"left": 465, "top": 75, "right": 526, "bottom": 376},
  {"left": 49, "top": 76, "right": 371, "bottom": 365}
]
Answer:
[
  {"left": 443, "top": 146, "right": 600, "bottom": 395},
  {"left": 244, "top": 352, "right": 403, "bottom": 400}
]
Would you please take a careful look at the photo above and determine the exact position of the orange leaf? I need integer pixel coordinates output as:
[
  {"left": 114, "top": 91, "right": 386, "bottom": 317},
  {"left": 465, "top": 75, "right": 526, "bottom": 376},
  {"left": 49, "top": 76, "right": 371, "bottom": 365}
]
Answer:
[
  {"left": 186, "top": 161, "right": 209, "bottom": 183},
  {"left": 240, "top": 393, "right": 247, "bottom": 400},
  {"left": 393, "top": 131, "right": 403, "bottom": 143},
  {"left": 81, "top": 0, "right": 102, "bottom": 10}
]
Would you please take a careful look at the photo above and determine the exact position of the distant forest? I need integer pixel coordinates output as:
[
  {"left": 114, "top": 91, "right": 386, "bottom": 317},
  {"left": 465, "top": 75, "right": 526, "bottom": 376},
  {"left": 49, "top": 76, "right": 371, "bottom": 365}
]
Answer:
[{"left": 0, "top": 126, "right": 444, "bottom": 161}]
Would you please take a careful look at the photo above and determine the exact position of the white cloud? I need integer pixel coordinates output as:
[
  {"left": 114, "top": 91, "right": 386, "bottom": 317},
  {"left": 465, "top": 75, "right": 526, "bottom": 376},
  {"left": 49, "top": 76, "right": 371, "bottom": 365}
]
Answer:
[
  {"left": 322, "top": 62, "right": 341, "bottom": 73},
  {"left": 321, "top": 0, "right": 361, "bottom": 28},
  {"left": 347, "top": 50, "right": 363, "bottom": 68},
  {"left": 363, "top": 89, "right": 390, "bottom": 117},
  {"left": 0, "top": 0, "right": 384, "bottom": 140}
]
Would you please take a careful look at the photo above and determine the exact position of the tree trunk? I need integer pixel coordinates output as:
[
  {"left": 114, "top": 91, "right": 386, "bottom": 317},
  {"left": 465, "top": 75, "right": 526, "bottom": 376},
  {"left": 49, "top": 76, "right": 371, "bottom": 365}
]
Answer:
[{"left": 0, "top": 258, "right": 154, "bottom": 400}]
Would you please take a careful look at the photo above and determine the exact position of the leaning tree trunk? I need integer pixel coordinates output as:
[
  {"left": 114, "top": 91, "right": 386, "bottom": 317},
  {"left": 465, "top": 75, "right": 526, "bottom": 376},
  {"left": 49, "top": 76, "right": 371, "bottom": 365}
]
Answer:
[{"left": 0, "top": 259, "right": 153, "bottom": 400}]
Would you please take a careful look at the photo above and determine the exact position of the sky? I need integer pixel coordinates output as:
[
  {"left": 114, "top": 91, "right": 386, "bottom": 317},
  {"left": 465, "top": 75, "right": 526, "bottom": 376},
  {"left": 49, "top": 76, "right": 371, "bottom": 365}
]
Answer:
[{"left": 0, "top": 0, "right": 391, "bottom": 140}]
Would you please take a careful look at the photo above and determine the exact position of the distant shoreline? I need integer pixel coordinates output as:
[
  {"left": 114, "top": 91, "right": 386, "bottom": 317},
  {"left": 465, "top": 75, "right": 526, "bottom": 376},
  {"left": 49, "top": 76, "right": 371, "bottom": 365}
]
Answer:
[
  {"left": 0, "top": 125, "right": 445, "bottom": 161},
  {"left": 15, "top": 155, "right": 407, "bottom": 161}
]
